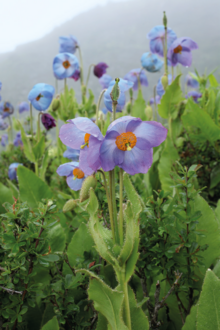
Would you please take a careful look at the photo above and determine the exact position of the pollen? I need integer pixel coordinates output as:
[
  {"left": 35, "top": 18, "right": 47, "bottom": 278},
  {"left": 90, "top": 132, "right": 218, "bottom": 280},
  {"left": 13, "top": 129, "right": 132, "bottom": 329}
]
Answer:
[
  {"left": 173, "top": 45, "right": 182, "bottom": 54},
  {"left": 84, "top": 133, "right": 91, "bottom": 146},
  {"left": 36, "top": 93, "right": 43, "bottom": 101},
  {"left": 63, "top": 60, "right": 71, "bottom": 69},
  {"left": 115, "top": 132, "right": 137, "bottom": 151},
  {"left": 73, "top": 168, "right": 85, "bottom": 179},
  {"left": 4, "top": 107, "right": 10, "bottom": 112}
]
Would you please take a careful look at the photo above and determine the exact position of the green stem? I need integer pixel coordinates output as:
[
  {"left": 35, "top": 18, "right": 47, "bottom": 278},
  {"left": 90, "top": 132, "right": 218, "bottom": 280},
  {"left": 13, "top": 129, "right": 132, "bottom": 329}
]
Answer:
[
  {"left": 77, "top": 46, "right": 85, "bottom": 104},
  {"left": 85, "top": 64, "right": 95, "bottom": 90},
  {"left": 64, "top": 78, "right": 67, "bottom": 90},
  {"left": 123, "top": 277, "right": 132, "bottom": 330},
  {"left": 112, "top": 101, "right": 117, "bottom": 121},
  {"left": 129, "top": 88, "right": 133, "bottom": 116},
  {"left": 163, "top": 28, "right": 168, "bottom": 76},
  {"left": 153, "top": 85, "right": 158, "bottom": 122},
  {"left": 35, "top": 162, "right": 39, "bottom": 176},
  {"left": 109, "top": 170, "right": 119, "bottom": 244},
  {"left": 171, "top": 66, "right": 174, "bottom": 82},
  {"left": 119, "top": 168, "right": 124, "bottom": 246},
  {"left": 55, "top": 78, "right": 58, "bottom": 95},
  {"left": 8, "top": 116, "right": 13, "bottom": 143},
  {"left": 37, "top": 112, "right": 41, "bottom": 142},
  {"left": 30, "top": 103, "right": 33, "bottom": 139},
  {"left": 96, "top": 89, "right": 106, "bottom": 124}
]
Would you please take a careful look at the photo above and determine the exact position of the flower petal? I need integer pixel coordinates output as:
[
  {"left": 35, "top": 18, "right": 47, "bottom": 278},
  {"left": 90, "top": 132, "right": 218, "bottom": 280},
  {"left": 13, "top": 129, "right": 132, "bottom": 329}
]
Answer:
[
  {"left": 59, "top": 123, "right": 85, "bottom": 149},
  {"left": 120, "top": 147, "right": 153, "bottom": 175},
  {"left": 56, "top": 162, "right": 78, "bottom": 176},
  {"left": 67, "top": 174, "right": 84, "bottom": 191},
  {"left": 79, "top": 148, "right": 94, "bottom": 176},
  {"left": 133, "top": 121, "right": 168, "bottom": 147}
]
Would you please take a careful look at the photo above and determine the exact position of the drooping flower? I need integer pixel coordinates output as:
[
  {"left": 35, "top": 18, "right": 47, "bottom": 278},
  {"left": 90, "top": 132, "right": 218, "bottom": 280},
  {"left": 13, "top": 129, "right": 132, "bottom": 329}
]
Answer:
[
  {"left": 0, "top": 101, "right": 14, "bottom": 118},
  {"left": 53, "top": 53, "right": 80, "bottom": 80},
  {"left": 185, "top": 74, "right": 199, "bottom": 88},
  {"left": 1, "top": 133, "right": 8, "bottom": 147},
  {"left": 93, "top": 63, "right": 108, "bottom": 78},
  {"left": 99, "top": 74, "right": 112, "bottom": 89},
  {"left": 59, "top": 35, "right": 79, "bottom": 54},
  {"left": 57, "top": 161, "right": 87, "bottom": 191},
  {"left": 185, "top": 91, "right": 202, "bottom": 103},
  {"left": 70, "top": 69, "right": 81, "bottom": 81},
  {"left": 167, "top": 37, "right": 198, "bottom": 67},
  {"left": 28, "top": 83, "right": 55, "bottom": 111},
  {"left": 59, "top": 117, "right": 104, "bottom": 175},
  {"left": 63, "top": 147, "right": 80, "bottom": 161},
  {"left": 150, "top": 95, "right": 161, "bottom": 105},
  {"left": 18, "top": 102, "right": 30, "bottom": 114},
  {"left": 8, "top": 163, "right": 23, "bottom": 181},
  {"left": 141, "top": 53, "right": 164, "bottom": 72},
  {"left": 124, "top": 69, "right": 148, "bottom": 91},
  {"left": 156, "top": 74, "right": 172, "bottom": 97},
  {"left": 13, "top": 132, "right": 23, "bottom": 147},
  {"left": 41, "top": 113, "right": 56, "bottom": 130},
  {"left": 100, "top": 116, "right": 167, "bottom": 175},
  {"left": 147, "top": 25, "right": 177, "bottom": 57},
  {"left": 104, "top": 78, "right": 134, "bottom": 112},
  {"left": 0, "top": 116, "right": 9, "bottom": 130}
]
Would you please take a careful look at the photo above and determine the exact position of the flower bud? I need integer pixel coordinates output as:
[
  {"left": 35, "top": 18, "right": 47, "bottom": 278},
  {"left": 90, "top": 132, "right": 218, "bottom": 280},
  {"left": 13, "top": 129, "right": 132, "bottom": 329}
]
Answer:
[
  {"left": 163, "top": 11, "right": 167, "bottom": 28},
  {"left": 161, "top": 74, "right": 168, "bottom": 91},
  {"left": 126, "top": 102, "right": 131, "bottom": 114},
  {"left": 80, "top": 175, "right": 97, "bottom": 203},
  {"left": 110, "top": 78, "right": 120, "bottom": 103},
  {"left": 52, "top": 98, "right": 60, "bottom": 111},
  {"left": 145, "top": 105, "right": 153, "bottom": 120},
  {"left": 63, "top": 199, "right": 78, "bottom": 212}
]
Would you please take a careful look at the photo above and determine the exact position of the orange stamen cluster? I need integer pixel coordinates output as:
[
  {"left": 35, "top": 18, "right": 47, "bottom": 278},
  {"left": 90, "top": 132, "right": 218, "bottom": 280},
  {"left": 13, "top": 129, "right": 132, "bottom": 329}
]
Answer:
[
  {"left": 4, "top": 107, "right": 10, "bottom": 112},
  {"left": 173, "top": 45, "right": 182, "bottom": 54},
  {"left": 84, "top": 133, "right": 91, "bottom": 147},
  {"left": 63, "top": 60, "right": 71, "bottom": 69},
  {"left": 73, "top": 168, "right": 85, "bottom": 179},
  {"left": 115, "top": 132, "right": 137, "bottom": 151},
  {"left": 36, "top": 93, "right": 43, "bottom": 101}
]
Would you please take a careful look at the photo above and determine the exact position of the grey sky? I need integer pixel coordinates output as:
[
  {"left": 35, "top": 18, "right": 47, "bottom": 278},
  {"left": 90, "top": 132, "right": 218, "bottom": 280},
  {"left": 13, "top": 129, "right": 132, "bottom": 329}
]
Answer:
[{"left": 0, "top": 0, "right": 129, "bottom": 53}]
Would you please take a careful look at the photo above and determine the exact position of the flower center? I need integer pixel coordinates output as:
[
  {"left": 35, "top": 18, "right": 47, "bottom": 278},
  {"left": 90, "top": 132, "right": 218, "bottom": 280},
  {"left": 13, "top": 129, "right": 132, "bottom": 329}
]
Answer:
[
  {"left": 115, "top": 132, "right": 137, "bottom": 151},
  {"left": 36, "top": 93, "right": 43, "bottom": 101},
  {"left": 81, "top": 133, "right": 91, "bottom": 149},
  {"left": 4, "top": 107, "right": 10, "bottom": 112},
  {"left": 63, "top": 60, "right": 71, "bottom": 69},
  {"left": 173, "top": 45, "right": 182, "bottom": 54},
  {"left": 73, "top": 168, "right": 84, "bottom": 179}
]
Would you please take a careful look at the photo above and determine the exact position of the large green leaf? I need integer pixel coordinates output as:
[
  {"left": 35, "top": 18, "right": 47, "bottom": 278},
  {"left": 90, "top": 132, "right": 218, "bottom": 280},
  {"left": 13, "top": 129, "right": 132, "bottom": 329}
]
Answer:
[
  {"left": 158, "top": 75, "right": 182, "bottom": 119},
  {"left": 17, "top": 166, "right": 52, "bottom": 208},
  {"left": 197, "top": 270, "right": 220, "bottom": 330},
  {"left": 128, "top": 287, "right": 149, "bottom": 330},
  {"left": 182, "top": 98, "right": 220, "bottom": 143},
  {"left": 0, "top": 182, "right": 14, "bottom": 213},
  {"left": 210, "top": 165, "right": 220, "bottom": 189},
  {"left": 32, "top": 135, "right": 45, "bottom": 161},
  {"left": 96, "top": 314, "right": 108, "bottom": 330},
  {"left": 132, "top": 89, "right": 146, "bottom": 120},
  {"left": 182, "top": 305, "right": 197, "bottom": 330},
  {"left": 18, "top": 120, "right": 35, "bottom": 162},
  {"left": 47, "top": 224, "right": 66, "bottom": 252},
  {"left": 6, "top": 179, "right": 19, "bottom": 199},
  {"left": 123, "top": 173, "right": 142, "bottom": 222},
  {"left": 119, "top": 203, "right": 135, "bottom": 265},
  {"left": 41, "top": 316, "right": 59, "bottom": 330}
]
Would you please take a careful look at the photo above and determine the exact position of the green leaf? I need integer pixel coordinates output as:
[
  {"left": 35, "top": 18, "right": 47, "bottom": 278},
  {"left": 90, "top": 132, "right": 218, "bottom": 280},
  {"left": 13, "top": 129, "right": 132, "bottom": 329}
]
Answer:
[
  {"left": 6, "top": 179, "right": 19, "bottom": 199},
  {"left": 39, "top": 254, "right": 59, "bottom": 262},
  {"left": 182, "top": 98, "right": 220, "bottom": 143},
  {"left": 32, "top": 136, "right": 45, "bottom": 161},
  {"left": 132, "top": 89, "right": 146, "bottom": 120},
  {"left": 17, "top": 166, "right": 52, "bottom": 208},
  {"left": 213, "top": 260, "right": 220, "bottom": 278},
  {"left": 158, "top": 75, "right": 182, "bottom": 119},
  {"left": 123, "top": 173, "right": 142, "bottom": 222},
  {"left": 96, "top": 314, "right": 108, "bottom": 330},
  {"left": 128, "top": 287, "right": 149, "bottom": 330},
  {"left": 41, "top": 316, "right": 59, "bottom": 330},
  {"left": 40, "top": 150, "right": 49, "bottom": 181},
  {"left": 182, "top": 305, "right": 197, "bottom": 330},
  {"left": 46, "top": 224, "right": 66, "bottom": 252},
  {"left": 86, "top": 188, "right": 99, "bottom": 216},
  {"left": 125, "top": 232, "right": 139, "bottom": 283},
  {"left": 18, "top": 120, "right": 35, "bottom": 162},
  {"left": 0, "top": 183, "right": 14, "bottom": 213},
  {"left": 209, "top": 74, "right": 219, "bottom": 87},
  {"left": 210, "top": 165, "right": 220, "bottom": 189},
  {"left": 197, "top": 270, "right": 220, "bottom": 330},
  {"left": 67, "top": 223, "right": 94, "bottom": 267}
]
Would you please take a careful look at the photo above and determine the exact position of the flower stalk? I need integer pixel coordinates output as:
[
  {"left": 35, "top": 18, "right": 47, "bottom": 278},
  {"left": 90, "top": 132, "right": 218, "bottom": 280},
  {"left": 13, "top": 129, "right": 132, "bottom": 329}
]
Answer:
[
  {"left": 119, "top": 168, "right": 124, "bottom": 246},
  {"left": 163, "top": 11, "right": 168, "bottom": 76},
  {"left": 30, "top": 103, "right": 33, "bottom": 139},
  {"left": 96, "top": 89, "right": 106, "bottom": 124}
]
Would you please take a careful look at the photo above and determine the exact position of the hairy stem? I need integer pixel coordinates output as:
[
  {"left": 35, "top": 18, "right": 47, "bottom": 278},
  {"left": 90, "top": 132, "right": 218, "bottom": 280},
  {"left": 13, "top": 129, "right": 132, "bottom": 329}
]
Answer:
[
  {"left": 119, "top": 168, "right": 124, "bottom": 245},
  {"left": 96, "top": 89, "right": 106, "bottom": 125},
  {"left": 30, "top": 103, "right": 33, "bottom": 139}
]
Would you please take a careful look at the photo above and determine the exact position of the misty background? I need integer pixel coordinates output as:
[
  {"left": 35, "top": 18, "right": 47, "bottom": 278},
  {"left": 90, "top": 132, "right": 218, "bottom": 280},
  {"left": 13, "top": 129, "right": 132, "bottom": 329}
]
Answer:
[{"left": 0, "top": 0, "right": 220, "bottom": 110}]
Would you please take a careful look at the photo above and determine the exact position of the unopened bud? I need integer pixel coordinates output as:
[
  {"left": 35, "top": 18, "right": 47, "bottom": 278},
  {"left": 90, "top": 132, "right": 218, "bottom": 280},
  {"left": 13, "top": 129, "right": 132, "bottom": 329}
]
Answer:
[
  {"left": 80, "top": 175, "right": 97, "bottom": 203},
  {"left": 163, "top": 11, "right": 167, "bottom": 28},
  {"left": 110, "top": 78, "right": 120, "bottom": 103},
  {"left": 145, "top": 105, "right": 153, "bottom": 120},
  {"left": 63, "top": 199, "right": 78, "bottom": 212},
  {"left": 161, "top": 74, "right": 168, "bottom": 91},
  {"left": 126, "top": 102, "right": 131, "bottom": 114},
  {"left": 52, "top": 99, "right": 60, "bottom": 111}
]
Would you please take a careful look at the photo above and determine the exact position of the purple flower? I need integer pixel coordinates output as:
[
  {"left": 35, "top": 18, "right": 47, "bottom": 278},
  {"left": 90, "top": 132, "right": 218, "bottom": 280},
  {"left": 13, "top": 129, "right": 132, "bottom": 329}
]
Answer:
[
  {"left": 93, "top": 62, "right": 108, "bottom": 78},
  {"left": 8, "top": 163, "right": 23, "bottom": 181},
  {"left": 28, "top": 83, "right": 55, "bottom": 111},
  {"left": 41, "top": 113, "right": 56, "bottom": 130},
  {"left": 141, "top": 53, "right": 164, "bottom": 72},
  {"left": 53, "top": 53, "right": 80, "bottom": 79},
  {"left": 1, "top": 134, "right": 8, "bottom": 147},
  {"left": 185, "top": 74, "right": 199, "bottom": 88},
  {"left": 99, "top": 74, "right": 112, "bottom": 89},
  {"left": 57, "top": 161, "right": 87, "bottom": 191},
  {"left": 59, "top": 117, "right": 104, "bottom": 175},
  {"left": 63, "top": 147, "right": 80, "bottom": 161},
  {"left": 13, "top": 132, "right": 23, "bottom": 147},
  {"left": 104, "top": 78, "right": 134, "bottom": 113},
  {"left": 167, "top": 37, "right": 198, "bottom": 67},
  {"left": 69, "top": 69, "right": 80, "bottom": 81},
  {"left": 100, "top": 116, "right": 167, "bottom": 175},
  {"left": 186, "top": 91, "right": 202, "bottom": 103},
  {"left": 0, "top": 102, "right": 14, "bottom": 118},
  {"left": 124, "top": 69, "right": 148, "bottom": 91},
  {"left": 0, "top": 116, "right": 8, "bottom": 130},
  {"left": 148, "top": 25, "right": 177, "bottom": 57},
  {"left": 18, "top": 102, "right": 30, "bottom": 114},
  {"left": 59, "top": 35, "right": 79, "bottom": 54},
  {"left": 150, "top": 95, "right": 161, "bottom": 105},
  {"left": 156, "top": 74, "right": 172, "bottom": 97}
]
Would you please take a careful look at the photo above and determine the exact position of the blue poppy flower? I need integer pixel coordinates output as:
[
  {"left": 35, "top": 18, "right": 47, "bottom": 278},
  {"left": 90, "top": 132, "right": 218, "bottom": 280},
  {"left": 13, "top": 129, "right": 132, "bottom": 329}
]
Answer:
[
  {"left": 63, "top": 147, "right": 80, "bottom": 161},
  {"left": 141, "top": 52, "right": 164, "bottom": 73},
  {"left": 167, "top": 37, "right": 198, "bottom": 67},
  {"left": 156, "top": 74, "right": 172, "bottom": 97},
  {"left": 56, "top": 161, "right": 87, "bottom": 191},
  {"left": 13, "top": 132, "right": 23, "bottom": 147},
  {"left": 18, "top": 102, "right": 29, "bottom": 114},
  {"left": 104, "top": 78, "right": 134, "bottom": 112},
  {"left": 28, "top": 83, "right": 55, "bottom": 111},
  {"left": 99, "top": 74, "right": 112, "bottom": 89},
  {"left": 1, "top": 134, "right": 8, "bottom": 147},
  {"left": 94, "top": 62, "right": 108, "bottom": 78},
  {"left": 59, "top": 35, "right": 79, "bottom": 54},
  {"left": 53, "top": 53, "right": 80, "bottom": 80},
  {"left": 0, "top": 116, "right": 8, "bottom": 130},
  {"left": 8, "top": 163, "right": 23, "bottom": 181},
  {"left": 147, "top": 25, "right": 177, "bottom": 57},
  {"left": 124, "top": 69, "right": 148, "bottom": 91},
  {"left": 186, "top": 91, "right": 202, "bottom": 103},
  {"left": 185, "top": 74, "right": 199, "bottom": 88},
  {"left": 0, "top": 101, "right": 14, "bottom": 118}
]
